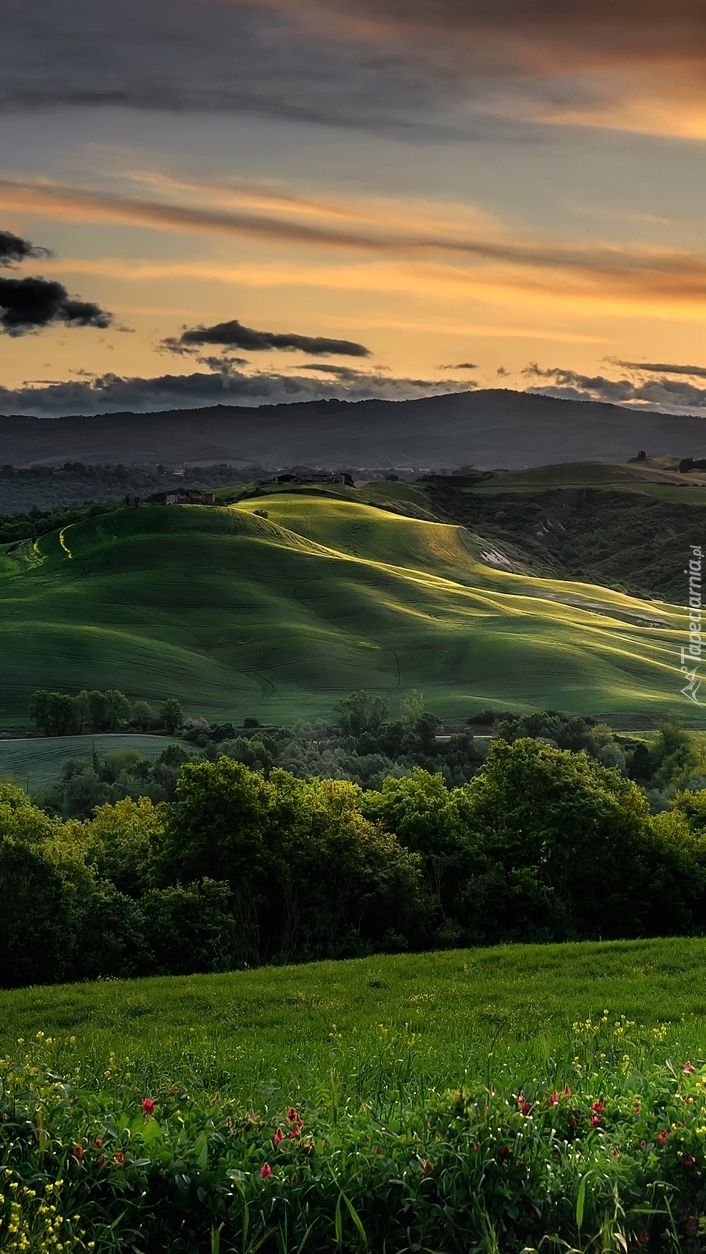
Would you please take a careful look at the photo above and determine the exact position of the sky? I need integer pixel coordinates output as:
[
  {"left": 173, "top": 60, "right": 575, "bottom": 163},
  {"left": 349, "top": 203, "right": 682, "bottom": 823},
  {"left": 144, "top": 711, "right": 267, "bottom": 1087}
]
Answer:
[{"left": 2, "top": 0, "right": 706, "bottom": 415}]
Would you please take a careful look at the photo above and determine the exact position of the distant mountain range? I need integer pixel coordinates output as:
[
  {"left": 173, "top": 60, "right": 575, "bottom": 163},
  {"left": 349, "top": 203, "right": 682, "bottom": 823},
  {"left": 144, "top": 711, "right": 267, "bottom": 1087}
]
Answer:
[{"left": 2, "top": 389, "right": 705, "bottom": 469}]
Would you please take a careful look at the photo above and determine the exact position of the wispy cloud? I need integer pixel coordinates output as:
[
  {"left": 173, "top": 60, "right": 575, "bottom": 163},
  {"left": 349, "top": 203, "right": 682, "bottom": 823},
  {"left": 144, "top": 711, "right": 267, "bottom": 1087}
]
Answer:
[{"left": 4, "top": 178, "right": 706, "bottom": 313}]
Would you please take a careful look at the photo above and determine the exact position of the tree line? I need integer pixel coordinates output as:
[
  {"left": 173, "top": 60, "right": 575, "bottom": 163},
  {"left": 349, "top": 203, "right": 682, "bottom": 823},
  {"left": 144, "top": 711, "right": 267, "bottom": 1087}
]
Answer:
[
  {"left": 4, "top": 729, "right": 706, "bottom": 989},
  {"left": 29, "top": 689, "right": 184, "bottom": 736}
]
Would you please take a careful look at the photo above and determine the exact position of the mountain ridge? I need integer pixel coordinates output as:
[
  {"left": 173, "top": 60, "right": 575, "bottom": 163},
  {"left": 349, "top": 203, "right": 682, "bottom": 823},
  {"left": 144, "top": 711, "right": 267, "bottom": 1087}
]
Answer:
[{"left": 2, "top": 388, "right": 705, "bottom": 469}]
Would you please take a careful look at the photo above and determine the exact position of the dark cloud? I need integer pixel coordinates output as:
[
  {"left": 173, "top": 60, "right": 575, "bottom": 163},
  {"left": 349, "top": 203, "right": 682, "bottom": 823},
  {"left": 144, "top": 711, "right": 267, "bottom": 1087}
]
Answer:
[
  {"left": 0, "top": 276, "right": 112, "bottom": 336},
  {"left": 0, "top": 229, "right": 51, "bottom": 267},
  {"left": 0, "top": 366, "right": 466, "bottom": 416},
  {"left": 167, "top": 317, "right": 371, "bottom": 357},
  {"left": 439, "top": 361, "right": 476, "bottom": 369},
  {"left": 615, "top": 359, "right": 706, "bottom": 380},
  {"left": 523, "top": 362, "right": 706, "bottom": 412}
]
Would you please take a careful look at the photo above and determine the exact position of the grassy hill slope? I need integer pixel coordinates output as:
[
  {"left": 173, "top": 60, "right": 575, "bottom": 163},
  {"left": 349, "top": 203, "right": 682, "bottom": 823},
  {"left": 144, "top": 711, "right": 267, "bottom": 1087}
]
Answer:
[{"left": 0, "top": 494, "right": 684, "bottom": 724}]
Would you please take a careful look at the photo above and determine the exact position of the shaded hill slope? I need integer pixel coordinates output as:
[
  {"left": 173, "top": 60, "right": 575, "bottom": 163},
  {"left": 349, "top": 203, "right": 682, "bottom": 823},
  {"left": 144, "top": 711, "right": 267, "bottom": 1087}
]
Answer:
[{"left": 3, "top": 389, "right": 706, "bottom": 470}]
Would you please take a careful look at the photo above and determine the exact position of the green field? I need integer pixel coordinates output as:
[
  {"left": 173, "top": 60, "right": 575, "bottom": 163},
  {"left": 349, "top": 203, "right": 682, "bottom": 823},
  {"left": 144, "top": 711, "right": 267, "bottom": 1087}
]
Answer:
[
  {"left": 0, "top": 733, "right": 182, "bottom": 791},
  {"left": 0, "top": 492, "right": 688, "bottom": 725},
  {"left": 2, "top": 938, "right": 705, "bottom": 1095},
  {"left": 4, "top": 941, "right": 706, "bottom": 1251}
]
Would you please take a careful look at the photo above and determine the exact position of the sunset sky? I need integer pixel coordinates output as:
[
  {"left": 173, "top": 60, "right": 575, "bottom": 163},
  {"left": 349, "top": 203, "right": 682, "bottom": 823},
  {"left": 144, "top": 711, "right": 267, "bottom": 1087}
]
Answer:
[{"left": 3, "top": 0, "right": 706, "bottom": 415}]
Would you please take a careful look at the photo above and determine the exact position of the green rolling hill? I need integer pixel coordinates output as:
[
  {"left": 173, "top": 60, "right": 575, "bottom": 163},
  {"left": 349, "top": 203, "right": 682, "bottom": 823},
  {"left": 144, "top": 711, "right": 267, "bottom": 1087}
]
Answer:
[{"left": 0, "top": 492, "right": 687, "bottom": 725}]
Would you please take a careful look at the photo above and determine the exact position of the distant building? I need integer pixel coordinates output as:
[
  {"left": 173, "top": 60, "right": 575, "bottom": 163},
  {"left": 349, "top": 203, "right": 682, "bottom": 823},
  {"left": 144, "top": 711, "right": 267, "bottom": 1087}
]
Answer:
[{"left": 165, "top": 491, "right": 216, "bottom": 505}]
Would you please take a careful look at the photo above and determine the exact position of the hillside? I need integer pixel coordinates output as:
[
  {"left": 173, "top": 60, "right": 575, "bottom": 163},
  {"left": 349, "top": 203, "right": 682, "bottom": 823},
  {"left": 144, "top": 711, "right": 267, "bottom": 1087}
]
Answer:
[
  {"left": 0, "top": 492, "right": 683, "bottom": 725},
  {"left": 3, "top": 388, "right": 706, "bottom": 470}
]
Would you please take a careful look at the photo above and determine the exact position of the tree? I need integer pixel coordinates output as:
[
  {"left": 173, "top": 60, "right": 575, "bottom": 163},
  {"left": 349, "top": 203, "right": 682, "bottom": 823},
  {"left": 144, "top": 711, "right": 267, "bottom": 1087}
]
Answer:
[
  {"left": 29, "top": 690, "right": 80, "bottom": 737},
  {"left": 159, "top": 697, "right": 184, "bottom": 734},
  {"left": 0, "top": 838, "right": 74, "bottom": 987},
  {"left": 131, "top": 699, "right": 155, "bottom": 731},
  {"left": 334, "top": 690, "right": 389, "bottom": 737},
  {"left": 141, "top": 879, "right": 233, "bottom": 974},
  {"left": 105, "top": 689, "right": 132, "bottom": 731}
]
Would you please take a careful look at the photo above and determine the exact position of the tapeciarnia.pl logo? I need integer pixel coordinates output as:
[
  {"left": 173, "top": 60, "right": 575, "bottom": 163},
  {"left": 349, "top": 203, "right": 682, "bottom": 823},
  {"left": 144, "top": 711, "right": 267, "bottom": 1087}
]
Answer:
[{"left": 681, "top": 545, "right": 703, "bottom": 705}]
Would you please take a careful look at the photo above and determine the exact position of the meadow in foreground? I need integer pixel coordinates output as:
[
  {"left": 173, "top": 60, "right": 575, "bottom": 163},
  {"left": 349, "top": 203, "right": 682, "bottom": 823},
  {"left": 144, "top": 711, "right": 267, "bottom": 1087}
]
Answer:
[{"left": 3, "top": 940, "right": 706, "bottom": 1252}]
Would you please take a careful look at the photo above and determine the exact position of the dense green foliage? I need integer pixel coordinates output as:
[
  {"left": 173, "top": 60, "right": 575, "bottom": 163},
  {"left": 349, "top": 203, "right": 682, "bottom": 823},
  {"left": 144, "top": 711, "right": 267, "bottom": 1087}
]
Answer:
[
  {"left": 3, "top": 944, "right": 706, "bottom": 1251},
  {"left": 6, "top": 714, "right": 706, "bottom": 988}
]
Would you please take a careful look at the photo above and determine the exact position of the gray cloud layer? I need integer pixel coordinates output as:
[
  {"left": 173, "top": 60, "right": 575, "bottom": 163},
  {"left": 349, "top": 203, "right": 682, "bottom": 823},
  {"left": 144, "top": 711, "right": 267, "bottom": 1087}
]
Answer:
[
  {"left": 0, "top": 367, "right": 467, "bottom": 416},
  {"left": 524, "top": 363, "right": 706, "bottom": 412},
  {"left": 169, "top": 317, "right": 370, "bottom": 357},
  {"left": 2, "top": 0, "right": 700, "bottom": 134}
]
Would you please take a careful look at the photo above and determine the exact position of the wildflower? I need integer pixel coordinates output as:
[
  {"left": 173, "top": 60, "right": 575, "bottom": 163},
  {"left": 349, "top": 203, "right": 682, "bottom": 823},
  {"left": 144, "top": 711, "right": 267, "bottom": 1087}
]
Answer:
[
  {"left": 94, "top": 1139, "right": 102, "bottom": 1148},
  {"left": 114, "top": 1153, "right": 125, "bottom": 1166},
  {"left": 273, "top": 1129, "right": 284, "bottom": 1147},
  {"left": 591, "top": 1100, "right": 604, "bottom": 1114},
  {"left": 640, "top": 1140, "right": 646, "bottom": 1149},
  {"left": 637, "top": 1232, "right": 649, "bottom": 1245},
  {"left": 683, "top": 1061, "right": 696, "bottom": 1074},
  {"left": 499, "top": 1146, "right": 512, "bottom": 1160},
  {"left": 289, "top": 1126, "right": 301, "bottom": 1139},
  {"left": 213, "top": 1093, "right": 221, "bottom": 1103},
  {"left": 142, "top": 1098, "right": 155, "bottom": 1116},
  {"left": 226, "top": 1118, "right": 233, "bottom": 1129},
  {"left": 260, "top": 1163, "right": 272, "bottom": 1179},
  {"left": 421, "top": 1160, "right": 434, "bottom": 1175},
  {"left": 657, "top": 1131, "right": 670, "bottom": 1146},
  {"left": 549, "top": 1091, "right": 559, "bottom": 1106},
  {"left": 72, "top": 1146, "right": 84, "bottom": 1163},
  {"left": 612, "top": 1148, "right": 620, "bottom": 1157},
  {"left": 517, "top": 1094, "right": 532, "bottom": 1116},
  {"left": 683, "top": 1156, "right": 696, "bottom": 1168},
  {"left": 563, "top": 1086, "right": 572, "bottom": 1096},
  {"left": 591, "top": 1115, "right": 601, "bottom": 1127}
]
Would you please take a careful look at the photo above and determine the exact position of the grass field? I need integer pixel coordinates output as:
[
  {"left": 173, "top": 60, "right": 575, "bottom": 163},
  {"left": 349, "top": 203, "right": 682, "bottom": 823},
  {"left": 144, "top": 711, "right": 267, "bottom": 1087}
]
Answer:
[
  {"left": 0, "top": 733, "right": 182, "bottom": 791},
  {"left": 2, "top": 938, "right": 705, "bottom": 1099},
  {"left": 0, "top": 493, "right": 688, "bottom": 725},
  {"left": 4, "top": 940, "right": 706, "bottom": 1251}
]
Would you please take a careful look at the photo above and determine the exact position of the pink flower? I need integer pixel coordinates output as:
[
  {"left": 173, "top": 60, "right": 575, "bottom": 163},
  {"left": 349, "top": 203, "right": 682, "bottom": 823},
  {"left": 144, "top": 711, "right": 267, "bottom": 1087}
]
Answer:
[
  {"left": 142, "top": 1098, "right": 155, "bottom": 1116},
  {"left": 260, "top": 1163, "right": 272, "bottom": 1179},
  {"left": 517, "top": 1094, "right": 532, "bottom": 1116},
  {"left": 637, "top": 1231, "right": 649, "bottom": 1245},
  {"left": 563, "top": 1086, "right": 572, "bottom": 1096},
  {"left": 683, "top": 1156, "right": 695, "bottom": 1168},
  {"left": 72, "top": 1145, "right": 84, "bottom": 1162},
  {"left": 94, "top": 1138, "right": 103, "bottom": 1148},
  {"left": 657, "top": 1130, "right": 669, "bottom": 1146},
  {"left": 273, "top": 1129, "right": 284, "bottom": 1147},
  {"left": 549, "top": 1091, "right": 559, "bottom": 1107},
  {"left": 289, "top": 1127, "right": 301, "bottom": 1139},
  {"left": 683, "top": 1061, "right": 695, "bottom": 1074},
  {"left": 287, "top": 1108, "right": 299, "bottom": 1123},
  {"left": 114, "top": 1152, "right": 125, "bottom": 1166},
  {"left": 591, "top": 1115, "right": 601, "bottom": 1126},
  {"left": 591, "top": 1100, "right": 604, "bottom": 1114}
]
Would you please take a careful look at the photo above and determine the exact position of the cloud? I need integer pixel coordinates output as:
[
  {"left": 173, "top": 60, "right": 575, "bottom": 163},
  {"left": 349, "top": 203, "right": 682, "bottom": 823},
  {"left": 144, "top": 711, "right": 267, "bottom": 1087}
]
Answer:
[
  {"left": 6, "top": 178, "right": 706, "bottom": 313},
  {"left": 614, "top": 359, "right": 706, "bottom": 380},
  {"left": 1, "top": 0, "right": 704, "bottom": 138},
  {"left": 0, "top": 228, "right": 52, "bottom": 267},
  {"left": 522, "top": 362, "right": 706, "bottom": 413},
  {"left": 438, "top": 361, "right": 476, "bottom": 369},
  {"left": 0, "top": 366, "right": 467, "bottom": 416},
  {"left": 167, "top": 317, "right": 371, "bottom": 357},
  {"left": 0, "top": 276, "right": 112, "bottom": 336}
]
